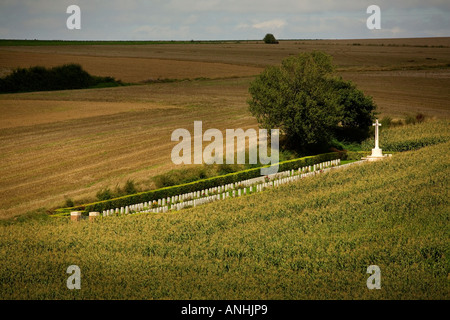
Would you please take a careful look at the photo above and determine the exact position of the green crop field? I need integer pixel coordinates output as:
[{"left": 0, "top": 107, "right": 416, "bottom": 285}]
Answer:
[{"left": 1, "top": 120, "right": 448, "bottom": 300}]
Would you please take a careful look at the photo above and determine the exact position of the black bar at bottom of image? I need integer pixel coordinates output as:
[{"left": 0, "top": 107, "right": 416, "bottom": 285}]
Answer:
[{"left": 0, "top": 300, "right": 446, "bottom": 318}]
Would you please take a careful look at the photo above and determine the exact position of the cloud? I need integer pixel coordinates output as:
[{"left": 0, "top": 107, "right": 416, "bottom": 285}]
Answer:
[
  {"left": 252, "top": 19, "right": 287, "bottom": 30},
  {"left": 0, "top": 0, "right": 449, "bottom": 40}
]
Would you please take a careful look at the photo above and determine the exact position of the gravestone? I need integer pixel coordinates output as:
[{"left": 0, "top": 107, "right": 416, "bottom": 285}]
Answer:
[
  {"left": 89, "top": 212, "right": 100, "bottom": 221},
  {"left": 71, "top": 211, "right": 82, "bottom": 222}
]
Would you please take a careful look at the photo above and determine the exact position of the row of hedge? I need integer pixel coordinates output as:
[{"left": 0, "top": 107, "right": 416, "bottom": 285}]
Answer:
[
  {"left": 0, "top": 64, "right": 122, "bottom": 93},
  {"left": 53, "top": 151, "right": 366, "bottom": 216}
]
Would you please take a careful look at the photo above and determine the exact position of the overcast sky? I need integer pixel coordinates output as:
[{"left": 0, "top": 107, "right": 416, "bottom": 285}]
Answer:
[{"left": 0, "top": 0, "right": 449, "bottom": 40}]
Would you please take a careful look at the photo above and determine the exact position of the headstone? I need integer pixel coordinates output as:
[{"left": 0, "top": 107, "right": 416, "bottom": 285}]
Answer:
[
  {"left": 89, "top": 212, "right": 100, "bottom": 221},
  {"left": 71, "top": 211, "right": 82, "bottom": 222}
]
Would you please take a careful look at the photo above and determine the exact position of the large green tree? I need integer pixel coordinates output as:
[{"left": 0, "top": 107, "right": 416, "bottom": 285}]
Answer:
[{"left": 248, "top": 51, "right": 376, "bottom": 151}]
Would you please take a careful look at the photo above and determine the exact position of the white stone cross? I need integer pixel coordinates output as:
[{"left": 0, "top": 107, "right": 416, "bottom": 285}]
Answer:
[
  {"left": 370, "top": 119, "right": 383, "bottom": 157},
  {"left": 373, "top": 119, "right": 381, "bottom": 150}
]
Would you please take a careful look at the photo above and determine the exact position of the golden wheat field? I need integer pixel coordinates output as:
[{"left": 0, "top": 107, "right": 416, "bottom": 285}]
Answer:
[{"left": 0, "top": 38, "right": 450, "bottom": 219}]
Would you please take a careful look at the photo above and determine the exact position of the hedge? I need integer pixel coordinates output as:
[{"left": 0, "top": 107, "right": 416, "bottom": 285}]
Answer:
[
  {"left": 0, "top": 64, "right": 122, "bottom": 93},
  {"left": 54, "top": 151, "right": 360, "bottom": 216}
]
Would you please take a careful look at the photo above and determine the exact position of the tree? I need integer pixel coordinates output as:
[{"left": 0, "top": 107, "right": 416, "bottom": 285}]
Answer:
[
  {"left": 247, "top": 51, "right": 376, "bottom": 152},
  {"left": 263, "top": 33, "right": 279, "bottom": 44},
  {"left": 331, "top": 78, "right": 377, "bottom": 141}
]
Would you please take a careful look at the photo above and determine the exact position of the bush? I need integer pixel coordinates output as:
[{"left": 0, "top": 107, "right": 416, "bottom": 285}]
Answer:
[
  {"left": 263, "top": 33, "right": 279, "bottom": 44},
  {"left": 416, "top": 113, "right": 426, "bottom": 123},
  {"left": 96, "top": 188, "right": 114, "bottom": 201},
  {"left": 64, "top": 198, "right": 74, "bottom": 208},
  {"left": 380, "top": 117, "right": 405, "bottom": 128},
  {"left": 0, "top": 63, "right": 122, "bottom": 93},
  {"left": 217, "top": 163, "right": 237, "bottom": 175},
  {"left": 123, "top": 179, "right": 138, "bottom": 195},
  {"left": 153, "top": 167, "right": 212, "bottom": 189},
  {"left": 405, "top": 114, "right": 417, "bottom": 125},
  {"left": 380, "top": 116, "right": 392, "bottom": 128}
]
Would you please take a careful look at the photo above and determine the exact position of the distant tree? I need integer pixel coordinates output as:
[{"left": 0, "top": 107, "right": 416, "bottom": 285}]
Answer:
[
  {"left": 263, "top": 33, "right": 279, "bottom": 44},
  {"left": 248, "top": 51, "right": 376, "bottom": 151}
]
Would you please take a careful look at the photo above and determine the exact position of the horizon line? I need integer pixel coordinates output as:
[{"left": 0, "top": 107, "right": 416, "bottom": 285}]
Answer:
[{"left": 0, "top": 36, "right": 449, "bottom": 42}]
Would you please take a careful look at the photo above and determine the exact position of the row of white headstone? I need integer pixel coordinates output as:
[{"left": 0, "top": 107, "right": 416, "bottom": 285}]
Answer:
[{"left": 100, "top": 159, "right": 350, "bottom": 217}]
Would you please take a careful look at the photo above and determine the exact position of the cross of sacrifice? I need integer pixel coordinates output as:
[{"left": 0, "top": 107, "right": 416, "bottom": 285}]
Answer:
[
  {"left": 373, "top": 119, "right": 381, "bottom": 150},
  {"left": 362, "top": 118, "right": 391, "bottom": 161}
]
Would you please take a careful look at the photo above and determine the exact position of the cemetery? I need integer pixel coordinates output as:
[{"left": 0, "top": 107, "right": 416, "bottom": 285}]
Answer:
[
  {"left": 69, "top": 157, "right": 384, "bottom": 221},
  {"left": 68, "top": 119, "right": 392, "bottom": 221},
  {"left": 73, "top": 159, "right": 345, "bottom": 220}
]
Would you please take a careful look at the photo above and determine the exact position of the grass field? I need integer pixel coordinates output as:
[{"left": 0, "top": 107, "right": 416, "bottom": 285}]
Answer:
[
  {"left": 0, "top": 38, "right": 449, "bottom": 220},
  {"left": 0, "top": 124, "right": 448, "bottom": 299}
]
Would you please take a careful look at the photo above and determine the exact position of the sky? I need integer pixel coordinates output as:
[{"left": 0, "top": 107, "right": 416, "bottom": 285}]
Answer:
[{"left": 0, "top": 0, "right": 449, "bottom": 40}]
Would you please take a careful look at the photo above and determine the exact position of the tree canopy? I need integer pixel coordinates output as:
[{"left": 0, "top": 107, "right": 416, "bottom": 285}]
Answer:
[
  {"left": 248, "top": 51, "right": 376, "bottom": 151},
  {"left": 263, "top": 33, "right": 279, "bottom": 44}
]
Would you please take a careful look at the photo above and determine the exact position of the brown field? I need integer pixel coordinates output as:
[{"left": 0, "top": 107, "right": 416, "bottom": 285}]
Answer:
[
  {"left": 0, "top": 50, "right": 263, "bottom": 82},
  {"left": 0, "top": 38, "right": 449, "bottom": 219}
]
